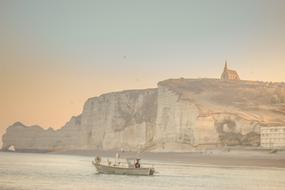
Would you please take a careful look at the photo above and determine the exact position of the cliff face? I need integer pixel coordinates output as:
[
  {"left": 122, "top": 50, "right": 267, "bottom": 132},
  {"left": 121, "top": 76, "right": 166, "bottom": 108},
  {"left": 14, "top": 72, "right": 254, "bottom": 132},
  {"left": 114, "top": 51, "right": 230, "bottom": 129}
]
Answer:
[
  {"left": 153, "top": 79, "right": 285, "bottom": 151},
  {"left": 2, "top": 79, "right": 285, "bottom": 152},
  {"left": 2, "top": 122, "right": 57, "bottom": 151},
  {"left": 2, "top": 89, "right": 157, "bottom": 152},
  {"left": 79, "top": 89, "right": 157, "bottom": 150}
]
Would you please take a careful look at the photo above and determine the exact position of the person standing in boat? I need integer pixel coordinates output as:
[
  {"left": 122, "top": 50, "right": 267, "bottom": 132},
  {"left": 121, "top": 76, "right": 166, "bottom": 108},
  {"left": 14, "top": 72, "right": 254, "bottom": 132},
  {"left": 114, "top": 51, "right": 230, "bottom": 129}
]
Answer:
[
  {"left": 135, "top": 159, "right": 140, "bottom": 168},
  {"left": 115, "top": 152, "right": 120, "bottom": 165}
]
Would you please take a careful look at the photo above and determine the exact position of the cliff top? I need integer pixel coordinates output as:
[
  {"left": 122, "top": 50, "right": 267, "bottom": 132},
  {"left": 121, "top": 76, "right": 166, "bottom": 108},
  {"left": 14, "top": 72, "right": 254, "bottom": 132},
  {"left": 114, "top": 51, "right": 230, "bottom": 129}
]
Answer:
[{"left": 158, "top": 78, "right": 285, "bottom": 125}]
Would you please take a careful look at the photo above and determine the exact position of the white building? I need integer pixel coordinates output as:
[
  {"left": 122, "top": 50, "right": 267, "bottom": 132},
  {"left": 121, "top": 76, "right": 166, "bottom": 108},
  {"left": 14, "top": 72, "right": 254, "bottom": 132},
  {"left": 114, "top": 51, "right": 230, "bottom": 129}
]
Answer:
[{"left": 260, "top": 126, "right": 285, "bottom": 149}]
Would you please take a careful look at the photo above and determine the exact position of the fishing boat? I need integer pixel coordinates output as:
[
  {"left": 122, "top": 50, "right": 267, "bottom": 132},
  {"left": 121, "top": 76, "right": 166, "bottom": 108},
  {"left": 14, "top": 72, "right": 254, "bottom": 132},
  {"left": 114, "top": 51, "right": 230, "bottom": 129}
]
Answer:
[
  {"left": 7, "top": 145, "right": 16, "bottom": 152},
  {"left": 92, "top": 156, "right": 155, "bottom": 176}
]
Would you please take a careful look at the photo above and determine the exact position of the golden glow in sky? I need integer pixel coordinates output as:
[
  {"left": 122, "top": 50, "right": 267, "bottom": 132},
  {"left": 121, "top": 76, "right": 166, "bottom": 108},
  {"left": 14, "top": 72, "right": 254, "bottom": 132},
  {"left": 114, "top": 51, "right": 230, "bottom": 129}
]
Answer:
[{"left": 1, "top": 0, "right": 285, "bottom": 144}]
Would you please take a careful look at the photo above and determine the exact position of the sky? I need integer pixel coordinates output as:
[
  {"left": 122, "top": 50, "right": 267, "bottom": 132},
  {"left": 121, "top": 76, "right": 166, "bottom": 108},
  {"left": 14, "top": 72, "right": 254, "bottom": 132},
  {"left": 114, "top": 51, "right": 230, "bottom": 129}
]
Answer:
[{"left": 0, "top": 0, "right": 285, "bottom": 145}]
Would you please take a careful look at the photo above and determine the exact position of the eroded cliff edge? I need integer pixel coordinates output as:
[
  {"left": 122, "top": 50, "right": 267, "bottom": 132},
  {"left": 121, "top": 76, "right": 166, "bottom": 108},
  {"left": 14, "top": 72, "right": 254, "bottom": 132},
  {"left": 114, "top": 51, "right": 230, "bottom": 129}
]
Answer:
[
  {"left": 2, "top": 79, "right": 285, "bottom": 152},
  {"left": 2, "top": 89, "right": 158, "bottom": 152}
]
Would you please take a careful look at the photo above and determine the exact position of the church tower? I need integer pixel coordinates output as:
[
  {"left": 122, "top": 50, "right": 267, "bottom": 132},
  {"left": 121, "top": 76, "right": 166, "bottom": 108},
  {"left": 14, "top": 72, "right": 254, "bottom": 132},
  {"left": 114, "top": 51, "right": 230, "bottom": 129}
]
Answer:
[
  {"left": 220, "top": 61, "right": 240, "bottom": 80},
  {"left": 224, "top": 61, "right": 228, "bottom": 71}
]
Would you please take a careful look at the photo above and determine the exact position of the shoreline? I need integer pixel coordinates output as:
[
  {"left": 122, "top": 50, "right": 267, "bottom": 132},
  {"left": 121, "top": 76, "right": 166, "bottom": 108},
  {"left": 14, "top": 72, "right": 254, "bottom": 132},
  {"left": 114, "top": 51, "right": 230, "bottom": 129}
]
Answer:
[
  {"left": 2, "top": 149, "right": 285, "bottom": 168},
  {"left": 55, "top": 149, "right": 285, "bottom": 168}
]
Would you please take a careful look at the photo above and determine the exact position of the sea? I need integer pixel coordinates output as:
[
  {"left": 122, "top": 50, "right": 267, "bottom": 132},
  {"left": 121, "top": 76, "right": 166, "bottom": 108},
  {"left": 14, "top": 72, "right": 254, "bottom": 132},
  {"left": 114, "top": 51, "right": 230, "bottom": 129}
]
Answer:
[{"left": 0, "top": 152, "right": 284, "bottom": 190}]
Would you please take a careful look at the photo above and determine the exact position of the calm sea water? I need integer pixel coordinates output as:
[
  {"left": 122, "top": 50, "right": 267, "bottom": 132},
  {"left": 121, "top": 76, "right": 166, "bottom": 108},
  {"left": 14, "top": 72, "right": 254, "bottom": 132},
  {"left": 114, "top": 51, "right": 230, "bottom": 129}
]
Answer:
[{"left": 0, "top": 152, "right": 284, "bottom": 190}]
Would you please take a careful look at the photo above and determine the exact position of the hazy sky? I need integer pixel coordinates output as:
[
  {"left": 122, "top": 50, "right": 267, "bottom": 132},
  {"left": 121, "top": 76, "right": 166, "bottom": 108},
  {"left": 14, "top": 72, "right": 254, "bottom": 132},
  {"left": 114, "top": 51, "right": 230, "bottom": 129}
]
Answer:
[{"left": 1, "top": 0, "right": 285, "bottom": 144}]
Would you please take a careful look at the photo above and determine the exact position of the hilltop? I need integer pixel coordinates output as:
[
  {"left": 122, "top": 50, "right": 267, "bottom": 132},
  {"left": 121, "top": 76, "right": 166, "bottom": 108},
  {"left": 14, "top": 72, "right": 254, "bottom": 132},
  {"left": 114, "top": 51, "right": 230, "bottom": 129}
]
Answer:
[{"left": 2, "top": 78, "right": 285, "bottom": 152}]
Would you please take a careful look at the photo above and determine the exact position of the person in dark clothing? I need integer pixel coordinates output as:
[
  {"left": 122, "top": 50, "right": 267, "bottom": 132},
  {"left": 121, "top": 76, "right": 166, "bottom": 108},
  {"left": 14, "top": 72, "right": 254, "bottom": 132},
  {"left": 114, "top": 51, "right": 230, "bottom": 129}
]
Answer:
[{"left": 134, "top": 159, "right": 140, "bottom": 168}]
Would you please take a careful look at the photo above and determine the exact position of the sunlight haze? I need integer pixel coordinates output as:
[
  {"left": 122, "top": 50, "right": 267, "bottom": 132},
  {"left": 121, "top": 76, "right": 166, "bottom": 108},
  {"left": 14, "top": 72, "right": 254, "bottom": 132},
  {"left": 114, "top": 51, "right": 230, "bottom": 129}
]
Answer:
[{"left": 1, "top": 0, "right": 285, "bottom": 145}]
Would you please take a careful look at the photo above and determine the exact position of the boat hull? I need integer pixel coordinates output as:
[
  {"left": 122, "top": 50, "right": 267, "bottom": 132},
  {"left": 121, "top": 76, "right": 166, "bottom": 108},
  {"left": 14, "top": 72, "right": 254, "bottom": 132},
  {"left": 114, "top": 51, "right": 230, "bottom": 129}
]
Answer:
[{"left": 92, "top": 162, "right": 155, "bottom": 176}]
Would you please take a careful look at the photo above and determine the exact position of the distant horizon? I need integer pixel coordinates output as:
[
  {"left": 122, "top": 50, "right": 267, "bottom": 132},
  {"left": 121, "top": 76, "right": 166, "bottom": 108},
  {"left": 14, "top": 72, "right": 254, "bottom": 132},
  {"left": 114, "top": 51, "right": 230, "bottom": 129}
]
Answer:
[{"left": 1, "top": 0, "right": 285, "bottom": 145}]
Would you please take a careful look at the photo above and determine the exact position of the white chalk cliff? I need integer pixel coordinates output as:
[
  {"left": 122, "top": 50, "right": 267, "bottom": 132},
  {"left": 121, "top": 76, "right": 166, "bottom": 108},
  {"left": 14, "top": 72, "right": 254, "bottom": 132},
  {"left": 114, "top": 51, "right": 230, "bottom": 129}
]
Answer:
[{"left": 2, "top": 79, "right": 285, "bottom": 152}]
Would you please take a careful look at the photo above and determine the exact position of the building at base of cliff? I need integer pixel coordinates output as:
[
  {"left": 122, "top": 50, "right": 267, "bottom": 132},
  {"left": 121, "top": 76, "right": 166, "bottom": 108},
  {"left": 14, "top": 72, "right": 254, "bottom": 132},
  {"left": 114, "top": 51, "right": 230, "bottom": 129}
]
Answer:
[{"left": 260, "top": 126, "right": 285, "bottom": 149}]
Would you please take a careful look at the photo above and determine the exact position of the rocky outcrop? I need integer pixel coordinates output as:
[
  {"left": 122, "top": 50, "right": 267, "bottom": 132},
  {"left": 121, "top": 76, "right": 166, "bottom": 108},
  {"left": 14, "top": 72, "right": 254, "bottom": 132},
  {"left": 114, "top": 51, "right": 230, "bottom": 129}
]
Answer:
[
  {"left": 2, "top": 79, "right": 285, "bottom": 152},
  {"left": 2, "top": 122, "right": 57, "bottom": 152},
  {"left": 2, "top": 89, "right": 157, "bottom": 152}
]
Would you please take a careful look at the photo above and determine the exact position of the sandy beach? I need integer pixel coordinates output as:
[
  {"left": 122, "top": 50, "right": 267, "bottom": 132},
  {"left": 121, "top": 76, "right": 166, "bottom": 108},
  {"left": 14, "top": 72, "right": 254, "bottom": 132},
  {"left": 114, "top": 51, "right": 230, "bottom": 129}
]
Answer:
[{"left": 49, "top": 149, "right": 285, "bottom": 168}]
